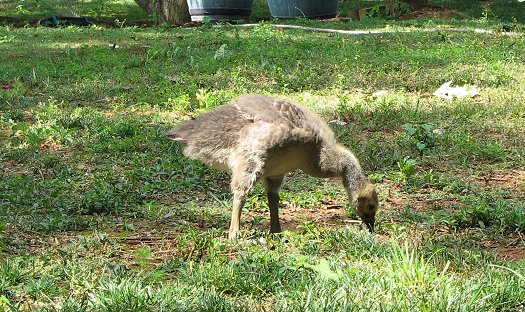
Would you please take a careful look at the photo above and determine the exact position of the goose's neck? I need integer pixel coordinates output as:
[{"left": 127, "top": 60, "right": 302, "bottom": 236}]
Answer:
[
  {"left": 338, "top": 147, "right": 367, "bottom": 193},
  {"left": 317, "top": 144, "right": 366, "bottom": 188}
]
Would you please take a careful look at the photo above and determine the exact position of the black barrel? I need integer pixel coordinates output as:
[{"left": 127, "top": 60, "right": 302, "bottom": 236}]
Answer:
[
  {"left": 267, "top": 0, "right": 338, "bottom": 19},
  {"left": 187, "top": 0, "right": 254, "bottom": 21}
]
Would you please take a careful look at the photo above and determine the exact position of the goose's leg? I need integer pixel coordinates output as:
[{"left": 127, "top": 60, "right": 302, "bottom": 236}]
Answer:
[
  {"left": 228, "top": 161, "right": 260, "bottom": 239},
  {"left": 228, "top": 191, "right": 246, "bottom": 239},
  {"left": 264, "top": 175, "right": 285, "bottom": 234}
]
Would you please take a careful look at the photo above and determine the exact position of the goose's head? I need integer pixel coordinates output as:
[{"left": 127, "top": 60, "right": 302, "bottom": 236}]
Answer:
[{"left": 353, "top": 183, "right": 379, "bottom": 232}]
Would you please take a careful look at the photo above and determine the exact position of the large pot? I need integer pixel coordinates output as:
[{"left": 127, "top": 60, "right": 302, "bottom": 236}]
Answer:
[
  {"left": 186, "top": 0, "right": 254, "bottom": 21},
  {"left": 267, "top": 0, "right": 338, "bottom": 19}
]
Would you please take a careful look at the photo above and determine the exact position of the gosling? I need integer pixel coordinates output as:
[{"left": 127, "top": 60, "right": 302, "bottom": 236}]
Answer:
[{"left": 167, "top": 94, "right": 379, "bottom": 239}]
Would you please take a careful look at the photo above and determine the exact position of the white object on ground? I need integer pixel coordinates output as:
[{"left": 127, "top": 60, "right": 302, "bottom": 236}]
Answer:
[
  {"left": 372, "top": 90, "right": 388, "bottom": 97},
  {"left": 433, "top": 81, "right": 479, "bottom": 100}
]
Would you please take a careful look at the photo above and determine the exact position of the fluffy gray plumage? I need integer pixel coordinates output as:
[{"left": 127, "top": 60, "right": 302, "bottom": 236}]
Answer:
[{"left": 167, "top": 94, "right": 378, "bottom": 238}]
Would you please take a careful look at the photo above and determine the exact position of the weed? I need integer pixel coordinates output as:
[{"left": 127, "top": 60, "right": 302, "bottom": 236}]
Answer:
[
  {"left": 80, "top": 177, "right": 141, "bottom": 214},
  {"left": 134, "top": 248, "right": 154, "bottom": 267},
  {"left": 402, "top": 123, "right": 441, "bottom": 154},
  {"left": 33, "top": 213, "right": 93, "bottom": 232},
  {"left": 89, "top": 278, "right": 159, "bottom": 311},
  {"left": 0, "top": 258, "right": 25, "bottom": 293},
  {"left": 397, "top": 156, "right": 418, "bottom": 184}
]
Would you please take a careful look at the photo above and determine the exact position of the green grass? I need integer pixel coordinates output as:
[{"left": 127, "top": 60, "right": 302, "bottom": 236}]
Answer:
[
  {"left": 0, "top": 0, "right": 148, "bottom": 25},
  {"left": 1, "top": 0, "right": 525, "bottom": 310}
]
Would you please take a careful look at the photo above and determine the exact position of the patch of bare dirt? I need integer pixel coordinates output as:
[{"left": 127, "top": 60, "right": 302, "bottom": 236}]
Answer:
[
  {"left": 494, "top": 246, "right": 525, "bottom": 261},
  {"left": 474, "top": 169, "right": 525, "bottom": 200},
  {"left": 381, "top": 178, "right": 457, "bottom": 212},
  {"left": 39, "top": 138, "right": 64, "bottom": 152},
  {"left": 1, "top": 160, "right": 32, "bottom": 176},
  {"left": 399, "top": 6, "right": 465, "bottom": 20},
  {"left": 1, "top": 81, "right": 14, "bottom": 91},
  {"left": 253, "top": 74, "right": 271, "bottom": 85},
  {"left": 386, "top": 194, "right": 458, "bottom": 212},
  {"left": 476, "top": 169, "right": 525, "bottom": 187},
  {"left": 116, "top": 231, "right": 188, "bottom": 265},
  {"left": 481, "top": 234, "right": 525, "bottom": 261},
  {"left": 248, "top": 200, "right": 364, "bottom": 233},
  {"left": 4, "top": 221, "right": 192, "bottom": 266}
]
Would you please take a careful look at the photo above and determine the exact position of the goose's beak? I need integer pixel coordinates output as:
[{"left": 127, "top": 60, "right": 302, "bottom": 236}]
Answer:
[{"left": 362, "top": 215, "right": 375, "bottom": 233}]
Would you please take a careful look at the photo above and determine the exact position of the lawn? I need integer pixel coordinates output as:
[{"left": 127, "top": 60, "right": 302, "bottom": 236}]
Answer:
[{"left": 1, "top": 0, "right": 525, "bottom": 311}]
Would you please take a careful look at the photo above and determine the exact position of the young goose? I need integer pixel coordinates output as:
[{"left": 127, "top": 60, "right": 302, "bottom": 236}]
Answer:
[{"left": 167, "top": 94, "right": 378, "bottom": 239}]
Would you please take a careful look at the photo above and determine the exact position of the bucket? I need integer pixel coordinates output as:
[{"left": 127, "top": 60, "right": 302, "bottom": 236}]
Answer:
[
  {"left": 187, "top": 0, "right": 254, "bottom": 21},
  {"left": 267, "top": 0, "right": 338, "bottom": 19}
]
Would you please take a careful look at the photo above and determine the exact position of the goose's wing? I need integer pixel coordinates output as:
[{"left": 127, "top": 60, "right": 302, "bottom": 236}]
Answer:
[
  {"left": 232, "top": 94, "right": 338, "bottom": 156},
  {"left": 231, "top": 94, "right": 308, "bottom": 127},
  {"left": 166, "top": 104, "right": 249, "bottom": 147}
]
